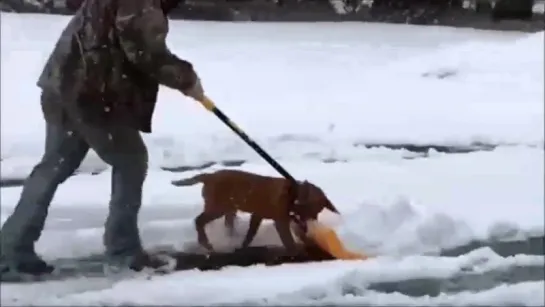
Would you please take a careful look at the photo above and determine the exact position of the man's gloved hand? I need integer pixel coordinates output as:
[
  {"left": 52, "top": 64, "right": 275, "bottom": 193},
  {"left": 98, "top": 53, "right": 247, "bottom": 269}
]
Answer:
[{"left": 182, "top": 76, "right": 205, "bottom": 102}]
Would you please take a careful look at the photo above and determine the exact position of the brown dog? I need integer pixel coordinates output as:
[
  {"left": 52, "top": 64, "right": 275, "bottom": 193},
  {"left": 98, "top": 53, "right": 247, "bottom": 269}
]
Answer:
[{"left": 172, "top": 169, "right": 339, "bottom": 255}]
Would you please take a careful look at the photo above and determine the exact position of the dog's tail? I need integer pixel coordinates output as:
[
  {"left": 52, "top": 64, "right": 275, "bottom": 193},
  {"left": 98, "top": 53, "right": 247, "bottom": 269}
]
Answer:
[
  {"left": 171, "top": 173, "right": 209, "bottom": 187},
  {"left": 324, "top": 198, "right": 340, "bottom": 214}
]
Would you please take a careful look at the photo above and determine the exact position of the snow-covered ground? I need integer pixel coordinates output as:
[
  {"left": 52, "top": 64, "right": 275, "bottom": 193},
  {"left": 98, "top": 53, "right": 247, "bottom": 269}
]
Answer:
[{"left": 1, "top": 13, "right": 544, "bottom": 306}]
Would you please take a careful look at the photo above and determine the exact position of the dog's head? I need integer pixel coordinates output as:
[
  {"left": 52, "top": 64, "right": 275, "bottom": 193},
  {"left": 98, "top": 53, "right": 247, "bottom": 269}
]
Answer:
[{"left": 293, "top": 181, "right": 339, "bottom": 221}]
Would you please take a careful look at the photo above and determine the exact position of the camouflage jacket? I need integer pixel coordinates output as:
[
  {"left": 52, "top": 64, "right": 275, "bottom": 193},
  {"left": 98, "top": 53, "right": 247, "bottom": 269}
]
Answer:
[{"left": 38, "top": 0, "right": 196, "bottom": 133}]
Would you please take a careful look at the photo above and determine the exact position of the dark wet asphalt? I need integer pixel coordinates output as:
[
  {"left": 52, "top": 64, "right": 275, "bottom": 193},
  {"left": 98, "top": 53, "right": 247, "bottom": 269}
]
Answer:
[{"left": 367, "top": 236, "right": 544, "bottom": 297}]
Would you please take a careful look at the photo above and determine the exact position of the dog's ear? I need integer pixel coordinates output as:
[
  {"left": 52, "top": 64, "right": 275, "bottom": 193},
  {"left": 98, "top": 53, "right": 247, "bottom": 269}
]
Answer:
[
  {"left": 323, "top": 197, "right": 339, "bottom": 214},
  {"left": 313, "top": 186, "right": 339, "bottom": 214}
]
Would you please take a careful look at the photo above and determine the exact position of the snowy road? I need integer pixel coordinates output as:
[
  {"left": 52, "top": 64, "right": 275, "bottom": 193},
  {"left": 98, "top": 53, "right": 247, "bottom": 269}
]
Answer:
[{"left": 1, "top": 12, "right": 543, "bottom": 306}]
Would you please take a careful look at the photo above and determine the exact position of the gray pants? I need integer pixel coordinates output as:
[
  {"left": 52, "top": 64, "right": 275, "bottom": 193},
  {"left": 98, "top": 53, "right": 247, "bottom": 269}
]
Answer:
[{"left": 0, "top": 99, "right": 148, "bottom": 265}]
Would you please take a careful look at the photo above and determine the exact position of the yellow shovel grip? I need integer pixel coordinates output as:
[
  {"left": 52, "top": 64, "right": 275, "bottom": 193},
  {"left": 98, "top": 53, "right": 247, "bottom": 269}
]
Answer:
[{"left": 199, "top": 96, "right": 216, "bottom": 111}]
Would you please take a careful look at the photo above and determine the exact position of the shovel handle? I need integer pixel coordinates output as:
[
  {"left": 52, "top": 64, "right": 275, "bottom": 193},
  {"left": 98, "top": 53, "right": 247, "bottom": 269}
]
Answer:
[
  {"left": 196, "top": 96, "right": 296, "bottom": 183},
  {"left": 196, "top": 96, "right": 311, "bottom": 229}
]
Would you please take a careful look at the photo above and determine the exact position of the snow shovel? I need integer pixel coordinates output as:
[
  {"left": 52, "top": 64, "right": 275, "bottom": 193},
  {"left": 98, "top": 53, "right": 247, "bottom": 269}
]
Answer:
[{"left": 194, "top": 95, "right": 369, "bottom": 261}]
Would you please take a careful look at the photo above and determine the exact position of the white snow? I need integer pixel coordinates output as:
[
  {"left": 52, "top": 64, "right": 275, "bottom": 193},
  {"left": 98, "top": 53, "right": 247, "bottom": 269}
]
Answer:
[{"left": 1, "top": 13, "right": 543, "bottom": 306}]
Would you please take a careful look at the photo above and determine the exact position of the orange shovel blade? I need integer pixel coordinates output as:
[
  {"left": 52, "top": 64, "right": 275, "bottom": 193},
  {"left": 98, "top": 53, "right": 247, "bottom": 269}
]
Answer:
[{"left": 306, "top": 220, "right": 369, "bottom": 260}]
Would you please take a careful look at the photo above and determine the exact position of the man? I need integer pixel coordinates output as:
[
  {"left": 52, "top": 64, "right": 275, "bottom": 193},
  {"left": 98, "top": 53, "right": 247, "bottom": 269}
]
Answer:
[{"left": 0, "top": 0, "right": 203, "bottom": 276}]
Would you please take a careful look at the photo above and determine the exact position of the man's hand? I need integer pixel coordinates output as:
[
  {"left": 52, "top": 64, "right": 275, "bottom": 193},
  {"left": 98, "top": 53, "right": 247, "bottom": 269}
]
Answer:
[{"left": 182, "top": 76, "right": 205, "bottom": 102}]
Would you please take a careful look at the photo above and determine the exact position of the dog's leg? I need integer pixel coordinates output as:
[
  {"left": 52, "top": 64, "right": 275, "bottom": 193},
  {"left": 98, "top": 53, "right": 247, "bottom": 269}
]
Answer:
[
  {"left": 224, "top": 211, "right": 237, "bottom": 237},
  {"left": 274, "top": 219, "right": 299, "bottom": 257},
  {"left": 194, "top": 211, "right": 225, "bottom": 252},
  {"left": 240, "top": 214, "right": 263, "bottom": 249}
]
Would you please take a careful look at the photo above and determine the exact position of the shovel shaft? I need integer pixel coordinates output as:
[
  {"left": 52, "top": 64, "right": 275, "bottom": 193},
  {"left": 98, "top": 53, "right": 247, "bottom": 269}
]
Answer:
[{"left": 198, "top": 96, "right": 296, "bottom": 183}]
